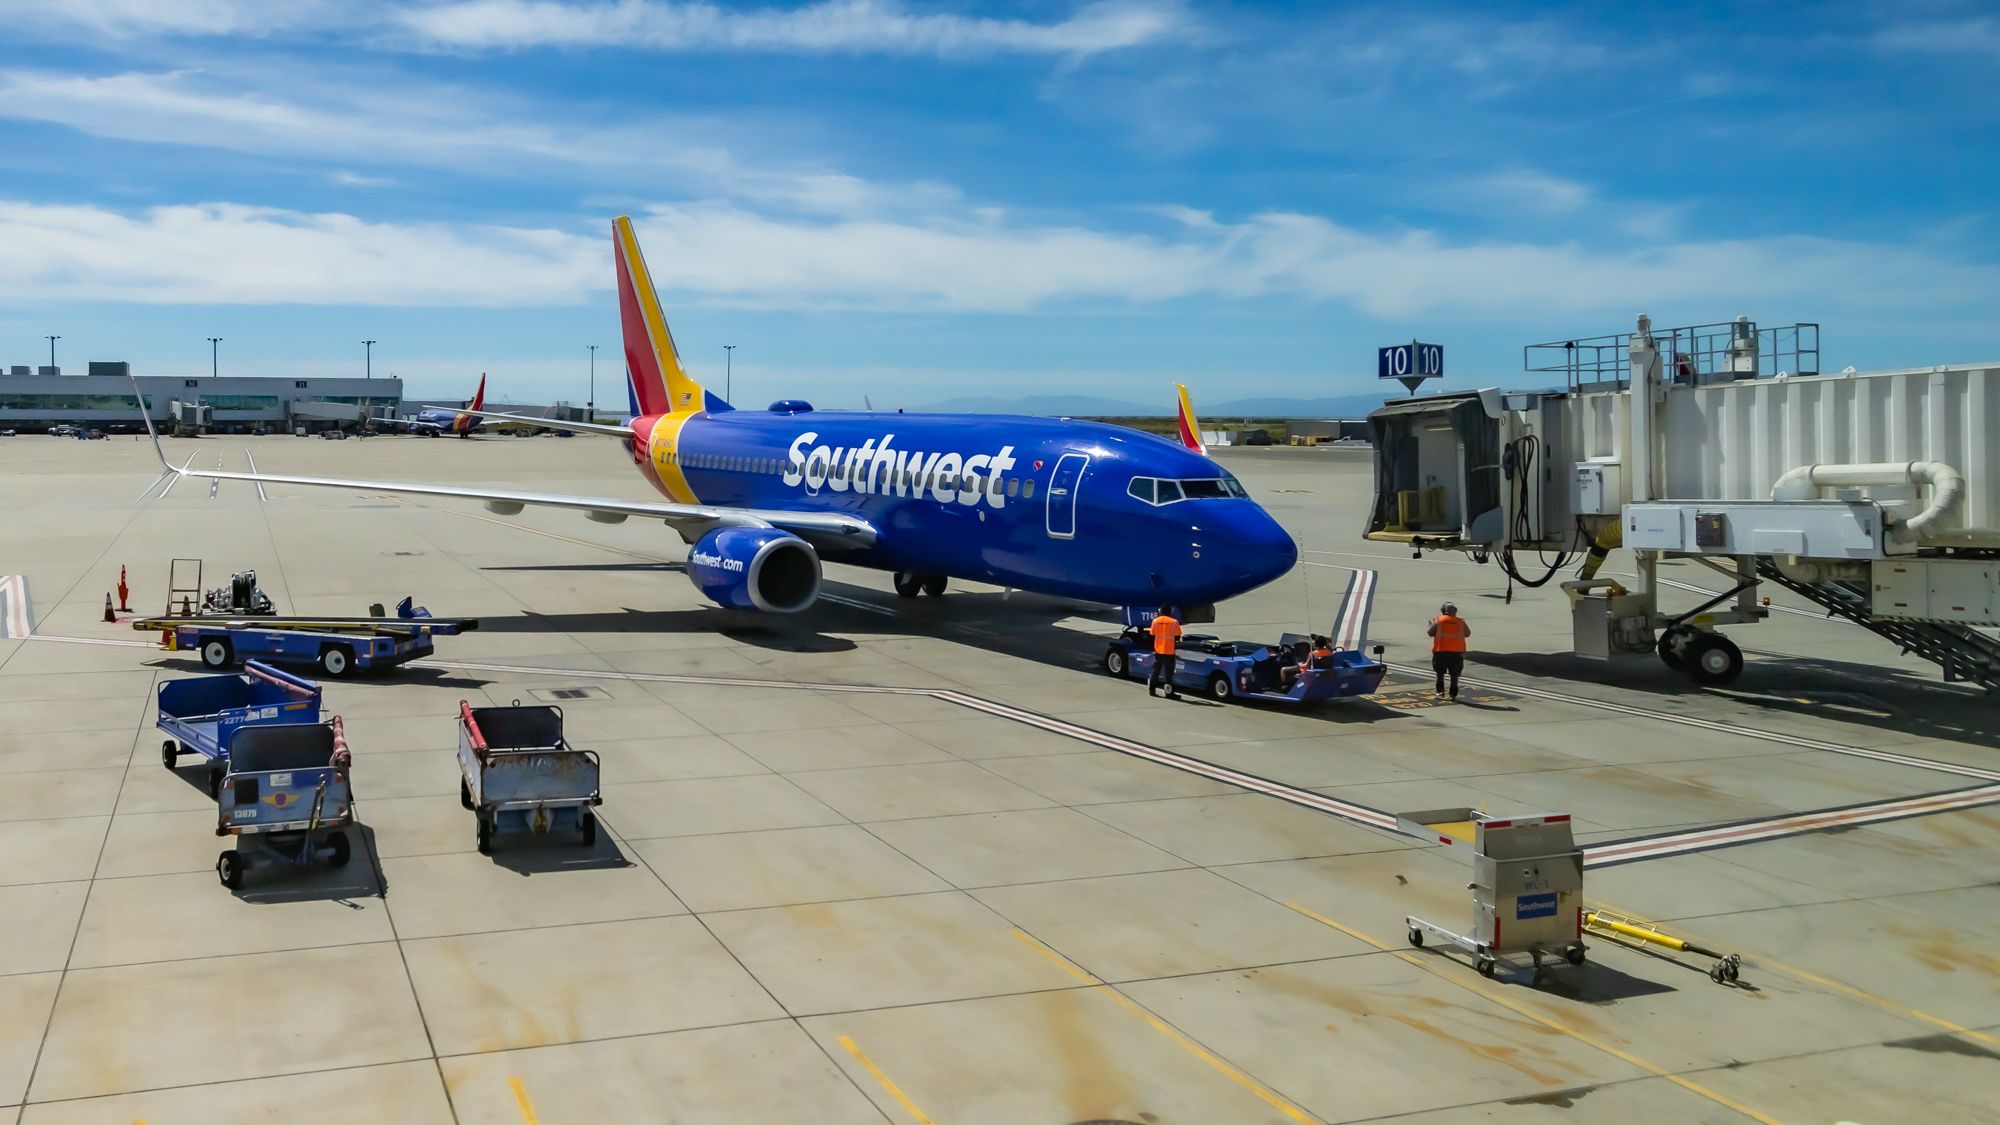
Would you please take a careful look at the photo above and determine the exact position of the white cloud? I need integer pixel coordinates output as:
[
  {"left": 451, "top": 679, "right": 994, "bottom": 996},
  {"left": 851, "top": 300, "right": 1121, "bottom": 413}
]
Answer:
[
  {"left": 0, "top": 0, "right": 348, "bottom": 37},
  {"left": 331, "top": 170, "right": 395, "bottom": 187},
  {"left": 393, "top": 0, "right": 1188, "bottom": 56},
  {"left": 1873, "top": 17, "right": 2000, "bottom": 56},
  {"left": 1462, "top": 169, "right": 1593, "bottom": 215},
  {"left": 5, "top": 196, "right": 1994, "bottom": 325},
  {"left": 0, "top": 201, "right": 599, "bottom": 306}
]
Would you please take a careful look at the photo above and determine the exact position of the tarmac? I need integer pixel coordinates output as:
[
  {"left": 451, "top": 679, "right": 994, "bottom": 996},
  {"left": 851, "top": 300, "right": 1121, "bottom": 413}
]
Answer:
[{"left": 0, "top": 431, "right": 1994, "bottom": 1124}]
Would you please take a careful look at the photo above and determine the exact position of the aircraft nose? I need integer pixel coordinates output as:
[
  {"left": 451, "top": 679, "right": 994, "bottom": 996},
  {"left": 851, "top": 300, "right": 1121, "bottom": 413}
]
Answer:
[{"left": 1212, "top": 505, "right": 1297, "bottom": 594}]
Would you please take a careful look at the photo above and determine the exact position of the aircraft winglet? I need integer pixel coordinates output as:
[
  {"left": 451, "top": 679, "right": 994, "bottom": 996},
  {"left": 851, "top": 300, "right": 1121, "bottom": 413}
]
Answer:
[{"left": 1174, "top": 383, "right": 1205, "bottom": 455}]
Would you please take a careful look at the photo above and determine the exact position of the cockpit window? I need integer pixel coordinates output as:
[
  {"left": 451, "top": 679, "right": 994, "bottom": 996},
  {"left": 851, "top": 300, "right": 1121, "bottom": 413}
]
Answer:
[{"left": 1127, "top": 476, "right": 1247, "bottom": 505}]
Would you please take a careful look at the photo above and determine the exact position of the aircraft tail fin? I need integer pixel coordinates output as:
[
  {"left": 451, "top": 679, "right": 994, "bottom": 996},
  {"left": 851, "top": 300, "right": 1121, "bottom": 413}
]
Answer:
[
  {"left": 613, "top": 215, "right": 718, "bottom": 416},
  {"left": 469, "top": 373, "right": 486, "bottom": 412},
  {"left": 1174, "top": 383, "right": 1206, "bottom": 454}
]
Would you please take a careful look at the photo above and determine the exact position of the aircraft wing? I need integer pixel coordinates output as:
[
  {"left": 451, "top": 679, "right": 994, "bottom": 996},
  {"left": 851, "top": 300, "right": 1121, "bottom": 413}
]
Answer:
[
  {"left": 452, "top": 408, "right": 634, "bottom": 437},
  {"left": 175, "top": 464, "right": 875, "bottom": 547}
]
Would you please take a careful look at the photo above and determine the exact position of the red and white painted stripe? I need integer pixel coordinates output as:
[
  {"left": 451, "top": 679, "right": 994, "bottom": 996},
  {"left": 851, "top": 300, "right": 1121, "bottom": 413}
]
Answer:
[
  {"left": 1584, "top": 784, "right": 2000, "bottom": 867},
  {"left": 0, "top": 576, "right": 30, "bottom": 639},
  {"left": 1332, "top": 568, "right": 1377, "bottom": 653}
]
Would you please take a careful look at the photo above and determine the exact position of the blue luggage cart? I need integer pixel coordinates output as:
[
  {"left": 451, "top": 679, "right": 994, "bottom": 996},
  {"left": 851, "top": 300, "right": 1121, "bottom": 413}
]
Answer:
[
  {"left": 214, "top": 717, "right": 355, "bottom": 889},
  {"left": 158, "top": 661, "right": 323, "bottom": 796},
  {"left": 457, "top": 700, "right": 602, "bottom": 854},
  {"left": 141, "top": 597, "right": 477, "bottom": 677},
  {"left": 1105, "top": 630, "right": 1388, "bottom": 703}
]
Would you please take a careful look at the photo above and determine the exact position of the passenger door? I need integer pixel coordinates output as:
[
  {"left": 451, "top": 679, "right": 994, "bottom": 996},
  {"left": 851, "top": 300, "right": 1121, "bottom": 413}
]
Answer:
[{"left": 1045, "top": 453, "right": 1089, "bottom": 539}]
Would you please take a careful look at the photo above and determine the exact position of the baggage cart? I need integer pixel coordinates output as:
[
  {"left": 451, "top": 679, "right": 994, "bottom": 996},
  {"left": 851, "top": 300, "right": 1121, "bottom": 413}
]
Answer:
[
  {"left": 158, "top": 661, "right": 323, "bottom": 796},
  {"left": 1402, "top": 810, "right": 1587, "bottom": 979},
  {"left": 214, "top": 718, "right": 355, "bottom": 889},
  {"left": 457, "top": 700, "right": 601, "bottom": 854}
]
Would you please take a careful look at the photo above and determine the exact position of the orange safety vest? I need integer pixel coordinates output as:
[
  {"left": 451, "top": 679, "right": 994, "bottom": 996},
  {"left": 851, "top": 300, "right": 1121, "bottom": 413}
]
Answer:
[
  {"left": 1431, "top": 615, "right": 1468, "bottom": 653},
  {"left": 1302, "top": 646, "right": 1333, "bottom": 669},
  {"left": 1150, "top": 614, "right": 1182, "bottom": 655}
]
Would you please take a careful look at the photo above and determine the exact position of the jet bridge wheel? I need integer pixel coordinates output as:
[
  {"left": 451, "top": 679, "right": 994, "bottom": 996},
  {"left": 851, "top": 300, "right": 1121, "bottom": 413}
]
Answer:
[
  {"left": 1686, "top": 633, "right": 1744, "bottom": 686},
  {"left": 1656, "top": 626, "right": 1695, "bottom": 671}
]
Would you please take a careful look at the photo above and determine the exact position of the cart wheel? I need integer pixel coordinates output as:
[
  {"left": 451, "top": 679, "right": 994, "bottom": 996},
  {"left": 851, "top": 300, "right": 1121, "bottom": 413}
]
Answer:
[
  {"left": 1103, "top": 647, "right": 1127, "bottom": 677},
  {"left": 319, "top": 644, "right": 354, "bottom": 678},
  {"left": 1725, "top": 961, "right": 1740, "bottom": 983},
  {"left": 326, "top": 830, "right": 351, "bottom": 868},
  {"left": 217, "top": 850, "right": 243, "bottom": 889},
  {"left": 1709, "top": 962, "right": 1727, "bottom": 984},
  {"left": 200, "top": 638, "right": 234, "bottom": 670},
  {"left": 476, "top": 814, "right": 494, "bottom": 855},
  {"left": 161, "top": 740, "right": 179, "bottom": 771},
  {"left": 1207, "top": 672, "right": 1234, "bottom": 701},
  {"left": 1565, "top": 944, "right": 1586, "bottom": 966},
  {"left": 1477, "top": 958, "right": 1497, "bottom": 978},
  {"left": 1407, "top": 927, "right": 1424, "bottom": 948},
  {"left": 580, "top": 810, "right": 598, "bottom": 847},
  {"left": 207, "top": 766, "right": 223, "bottom": 798},
  {"left": 459, "top": 777, "right": 474, "bottom": 810}
]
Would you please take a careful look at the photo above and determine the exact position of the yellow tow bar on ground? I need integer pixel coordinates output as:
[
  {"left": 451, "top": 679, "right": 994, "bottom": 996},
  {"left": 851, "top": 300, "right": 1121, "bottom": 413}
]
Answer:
[{"left": 1584, "top": 909, "right": 1743, "bottom": 984}]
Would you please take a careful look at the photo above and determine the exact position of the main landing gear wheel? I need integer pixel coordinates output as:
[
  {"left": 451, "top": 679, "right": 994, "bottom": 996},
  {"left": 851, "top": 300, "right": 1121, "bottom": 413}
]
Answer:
[
  {"left": 1656, "top": 626, "right": 1695, "bottom": 671},
  {"left": 1103, "top": 648, "right": 1127, "bottom": 677},
  {"left": 892, "top": 572, "right": 924, "bottom": 598},
  {"left": 1207, "top": 672, "right": 1234, "bottom": 701},
  {"left": 921, "top": 575, "right": 947, "bottom": 597},
  {"left": 1686, "top": 633, "right": 1744, "bottom": 686}
]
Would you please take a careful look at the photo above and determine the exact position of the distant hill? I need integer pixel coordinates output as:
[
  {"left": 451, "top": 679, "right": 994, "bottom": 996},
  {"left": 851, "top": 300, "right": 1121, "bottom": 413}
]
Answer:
[{"left": 917, "top": 392, "right": 1396, "bottom": 419}]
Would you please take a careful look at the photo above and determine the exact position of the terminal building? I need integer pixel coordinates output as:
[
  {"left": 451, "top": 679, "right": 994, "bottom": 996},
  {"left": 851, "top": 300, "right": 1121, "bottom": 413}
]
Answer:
[{"left": 0, "top": 362, "right": 402, "bottom": 433}]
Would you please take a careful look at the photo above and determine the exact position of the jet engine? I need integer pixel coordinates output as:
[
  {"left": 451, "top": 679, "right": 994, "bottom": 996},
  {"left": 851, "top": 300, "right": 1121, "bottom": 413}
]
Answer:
[{"left": 687, "top": 527, "right": 821, "bottom": 613}]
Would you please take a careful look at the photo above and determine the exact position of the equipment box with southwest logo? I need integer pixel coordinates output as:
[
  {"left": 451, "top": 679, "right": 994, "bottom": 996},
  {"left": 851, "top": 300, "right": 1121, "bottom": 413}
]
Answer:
[{"left": 1401, "top": 810, "right": 1587, "bottom": 979}]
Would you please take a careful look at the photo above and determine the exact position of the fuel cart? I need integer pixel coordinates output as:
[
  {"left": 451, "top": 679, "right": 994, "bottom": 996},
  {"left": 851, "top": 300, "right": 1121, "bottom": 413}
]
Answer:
[
  {"left": 1401, "top": 810, "right": 1586, "bottom": 979},
  {"left": 158, "top": 661, "right": 323, "bottom": 797},
  {"left": 214, "top": 718, "right": 355, "bottom": 889},
  {"left": 457, "top": 700, "right": 602, "bottom": 854}
]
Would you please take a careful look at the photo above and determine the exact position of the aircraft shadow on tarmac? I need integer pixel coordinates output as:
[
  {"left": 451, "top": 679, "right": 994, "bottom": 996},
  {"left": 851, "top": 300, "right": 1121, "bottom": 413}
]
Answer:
[{"left": 1476, "top": 649, "right": 2000, "bottom": 749}]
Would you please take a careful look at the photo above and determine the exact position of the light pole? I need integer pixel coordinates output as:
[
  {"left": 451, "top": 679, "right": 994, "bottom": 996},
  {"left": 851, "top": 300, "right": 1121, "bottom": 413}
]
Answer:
[
  {"left": 46, "top": 335, "right": 59, "bottom": 371},
  {"left": 363, "top": 339, "right": 376, "bottom": 380},
  {"left": 207, "top": 337, "right": 221, "bottom": 378},
  {"left": 723, "top": 344, "right": 735, "bottom": 403},
  {"left": 587, "top": 344, "right": 597, "bottom": 421}
]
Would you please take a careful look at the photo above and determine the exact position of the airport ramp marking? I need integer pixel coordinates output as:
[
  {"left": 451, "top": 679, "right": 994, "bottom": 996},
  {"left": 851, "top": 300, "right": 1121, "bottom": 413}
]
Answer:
[
  {"left": 243, "top": 446, "right": 269, "bottom": 501},
  {"left": 1582, "top": 783, "right": 2000, "bottom": 867},
  {"left": 0, "top": 575, "right": 29, "bottom": 638}
]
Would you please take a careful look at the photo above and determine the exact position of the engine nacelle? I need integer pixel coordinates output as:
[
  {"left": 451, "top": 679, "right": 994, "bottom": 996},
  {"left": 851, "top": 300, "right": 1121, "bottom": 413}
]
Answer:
[{"left": 687, "top": 527, "right": 821, "bottom": 613}]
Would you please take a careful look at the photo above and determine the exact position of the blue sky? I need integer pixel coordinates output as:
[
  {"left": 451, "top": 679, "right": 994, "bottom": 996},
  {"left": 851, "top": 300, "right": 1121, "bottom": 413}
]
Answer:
[{"left": 0, "top": 1, "right": 1995, "bottom": 407}]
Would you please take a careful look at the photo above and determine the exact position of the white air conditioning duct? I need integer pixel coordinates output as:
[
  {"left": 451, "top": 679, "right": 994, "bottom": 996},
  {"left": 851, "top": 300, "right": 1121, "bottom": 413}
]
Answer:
[{"left": 1769, "top": 461, "right": 1965, "bottom": 542}]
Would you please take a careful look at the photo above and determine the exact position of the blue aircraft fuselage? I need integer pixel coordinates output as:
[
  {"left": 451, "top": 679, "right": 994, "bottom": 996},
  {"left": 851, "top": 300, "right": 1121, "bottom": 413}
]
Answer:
[{"left": 629, "top": 404, "right": 1298, "bottom": 607}]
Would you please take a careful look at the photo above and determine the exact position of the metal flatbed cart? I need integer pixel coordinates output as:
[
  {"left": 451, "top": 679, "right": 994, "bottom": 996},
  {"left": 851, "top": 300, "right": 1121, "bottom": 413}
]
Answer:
[
  {"left": 457, "top": 700, "right": 602, "bottom": 855},
  {"left": 1401, "top": 810, "right": 1587, "bottom": 979},
  {"left": 214, "top": 718, "right": 355, "bottom": 889},
  {"left": 158, "top": 661, "right": 323, "bottom": 796}
]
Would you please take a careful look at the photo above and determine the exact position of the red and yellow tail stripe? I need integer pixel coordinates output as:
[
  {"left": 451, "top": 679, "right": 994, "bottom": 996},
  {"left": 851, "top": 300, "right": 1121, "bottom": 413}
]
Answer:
[
  {"left": 614, "top": 215, "right": 707, "bottom": 418},
  {"left": 1175, "top": 383, "right": 1206, "bottom": 455}
]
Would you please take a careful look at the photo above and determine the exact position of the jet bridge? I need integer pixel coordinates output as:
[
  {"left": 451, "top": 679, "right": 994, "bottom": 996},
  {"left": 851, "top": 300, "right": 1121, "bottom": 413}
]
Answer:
[{"left": 1366, "top": 315, "right": 2000, "bottom": 689}]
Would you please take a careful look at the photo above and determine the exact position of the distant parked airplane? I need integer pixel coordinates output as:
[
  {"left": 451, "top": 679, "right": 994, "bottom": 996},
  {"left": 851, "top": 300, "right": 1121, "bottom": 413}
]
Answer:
[
  {"left": 397, "top": 374, "right": 487, "bottom": 437},
  {"left": 136, "top": 217, "right": 1297, "bottom": 617}
]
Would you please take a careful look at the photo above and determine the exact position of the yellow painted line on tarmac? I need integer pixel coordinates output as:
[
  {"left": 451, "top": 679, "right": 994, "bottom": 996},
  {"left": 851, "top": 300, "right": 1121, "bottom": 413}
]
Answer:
[
  {"left": 837, "top": 1034, "right": 935, "bottom": 1124},
  {"left": 1283, "top": 902, "right": 1786, "bottom": 1125},
  {"left": 1011, "top": 928, "right": 1317, "bottom": 1123},
  {"left": 509, "top": 1075, "right": 542, "bottom": 1125},
  {"left": 1589, "top": 898, "right": 2000, "bottom": 1050}
]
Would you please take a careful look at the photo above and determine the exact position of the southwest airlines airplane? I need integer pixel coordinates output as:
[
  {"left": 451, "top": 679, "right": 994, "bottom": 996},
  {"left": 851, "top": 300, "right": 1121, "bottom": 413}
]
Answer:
[
  {"left": 139, "top": 217, "right": 1298, "bottom": 616},
  {"left": 394, "top": 374, "right": 487, "bottom": 436}
]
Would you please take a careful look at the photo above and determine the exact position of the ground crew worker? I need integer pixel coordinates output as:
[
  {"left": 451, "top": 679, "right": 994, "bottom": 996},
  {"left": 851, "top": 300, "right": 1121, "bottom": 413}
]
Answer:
[
  {"left": 1281, "top": 634, "right": 1334, "bottom": 689},
  {"left": 1148, "top": 605, "right": 1182, "bottom": 699},
  {"left": 1428, "top": 602, "right": 1469, "bottom": 699}
]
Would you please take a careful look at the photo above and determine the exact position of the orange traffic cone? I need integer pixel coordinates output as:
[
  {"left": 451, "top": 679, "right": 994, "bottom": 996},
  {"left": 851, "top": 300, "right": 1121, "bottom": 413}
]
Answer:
[{"left": 103, "top": 594, "right": 116, "bottom": 623}]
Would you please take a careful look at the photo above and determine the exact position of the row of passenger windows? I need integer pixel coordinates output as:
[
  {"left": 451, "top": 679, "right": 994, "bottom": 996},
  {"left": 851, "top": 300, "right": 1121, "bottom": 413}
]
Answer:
[
  {"left": 1127, "top": 476, "right": 1250, "bottom": 505},
  {"left": 667, "top": 449, "right": 1039, "bottom": 498}
]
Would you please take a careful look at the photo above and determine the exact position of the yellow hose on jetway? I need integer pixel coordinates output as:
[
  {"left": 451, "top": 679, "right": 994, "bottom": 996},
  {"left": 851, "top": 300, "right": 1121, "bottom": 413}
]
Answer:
[{"left": 1585, "top": 909, "right": 1742, "bottom": 983}]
